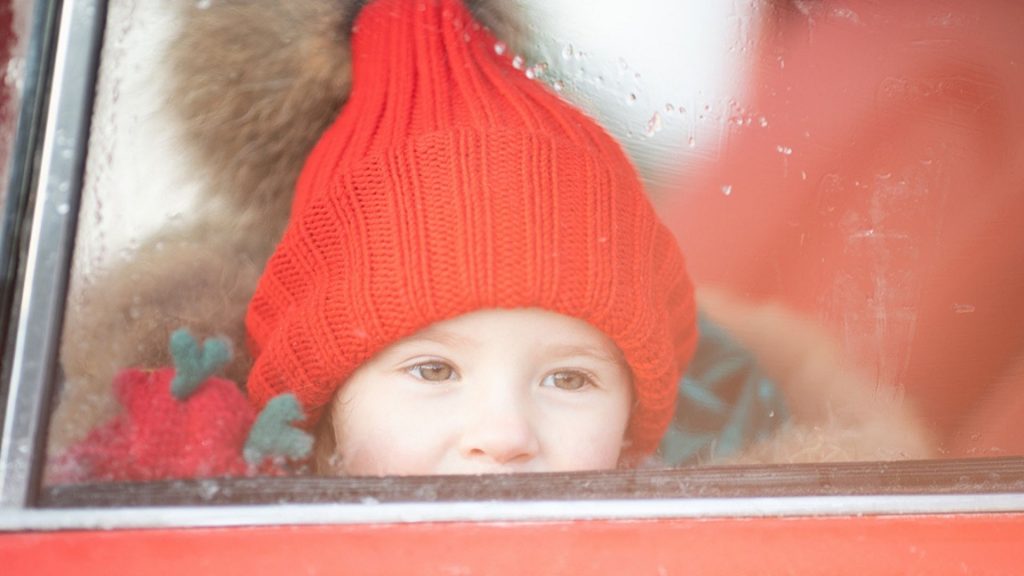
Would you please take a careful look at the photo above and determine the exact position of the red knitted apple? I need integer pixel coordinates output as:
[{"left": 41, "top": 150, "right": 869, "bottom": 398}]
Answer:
[{"left": 51, "top": 330, "right": 312, "bottom": 483}]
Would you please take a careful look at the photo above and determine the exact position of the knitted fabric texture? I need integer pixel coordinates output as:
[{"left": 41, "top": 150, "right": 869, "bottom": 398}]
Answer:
[{"left": 246, "top": 0, "right": 698, "bottom": 455}]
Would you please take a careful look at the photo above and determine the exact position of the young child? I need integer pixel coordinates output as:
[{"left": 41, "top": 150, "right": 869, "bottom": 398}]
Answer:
[{"left": 244, "top": 0, "right": 697, "bottom": 475}]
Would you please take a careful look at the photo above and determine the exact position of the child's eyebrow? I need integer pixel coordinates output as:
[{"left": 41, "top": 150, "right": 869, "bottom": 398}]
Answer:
[
  {"left": 403, "top": 328, "right": 477, "bottom": 350},
  {"left": 544, "top": 344, "right": 624, "bottom": 367}
]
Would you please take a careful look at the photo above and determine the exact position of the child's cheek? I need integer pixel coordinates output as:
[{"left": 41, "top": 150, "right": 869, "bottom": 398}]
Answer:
[
  {"left": 553, "top": 427, "right": 627, "bottom": 471},
  {"left": 334, "top": 378, "right": 455, "bottom": 475},
  {"left": 538, "top": 398, "right": 630, "bottom": 471}
]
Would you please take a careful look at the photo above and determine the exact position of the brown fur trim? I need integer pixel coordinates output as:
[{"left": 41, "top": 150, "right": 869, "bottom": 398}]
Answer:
[
  {"left": 698, "top": 287, "right": 935, "bottom": 462},
  {"left": 168, "top": 0, "right": 355, "bottom": 224}
]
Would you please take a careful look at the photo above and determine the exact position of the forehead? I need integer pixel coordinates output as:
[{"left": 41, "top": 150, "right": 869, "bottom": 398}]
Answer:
[{"left": 399, "top": 308, "right": 625, "bottom": 360}]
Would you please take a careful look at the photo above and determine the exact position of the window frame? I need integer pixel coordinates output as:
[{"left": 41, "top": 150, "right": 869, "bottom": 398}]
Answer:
[
  {"left": 0, "top": 0, "right": 1022, "bottom": 545},
  {"left": 0, "top": 0, "right": 104, "bottom": 510}
]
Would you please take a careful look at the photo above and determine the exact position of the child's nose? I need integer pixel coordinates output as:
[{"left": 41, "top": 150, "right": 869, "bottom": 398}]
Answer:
[{"left": 458, "top": 394, "right": 540, "bottom": 467}]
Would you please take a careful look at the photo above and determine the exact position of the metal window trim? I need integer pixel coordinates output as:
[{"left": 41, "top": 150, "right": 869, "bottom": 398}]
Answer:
[
  {"left": 2, "top": 492, "right": 1024, "bottom": 532},
  {"left": 0, "top": 0, "right": 105, "bottom": 509},
  {"left": 0, "top": 0, "right": 63, "bottom": 373}
]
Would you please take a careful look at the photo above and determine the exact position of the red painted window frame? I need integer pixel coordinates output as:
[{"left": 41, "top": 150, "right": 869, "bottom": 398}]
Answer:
[{"left": 4, "top": 514, "right": 1023, "bottom": 574}]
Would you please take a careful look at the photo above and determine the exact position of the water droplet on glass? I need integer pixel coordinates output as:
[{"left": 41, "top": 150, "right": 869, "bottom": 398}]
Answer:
[
  {"left": 688, "top": 136, "right": 696, "bottom": 149},
  {"left": 4, "top": 56, "right": 26, "bottom": 92},
  {"left": 198, "top": 479, "right": 220, "bottom": 500},
  {"left": 626, "top": 92, "right": 637, "bottom": 104},
  {"left": 326, "top": 453, "right": 345, "bottom": 473},
  {"left": 759, "top": 116, "right": 769, "bottom": 128},
  {"left": 56, "top": 203, "right": 70, "bottom": 215},
  {"left": 721, "top": 184, "right": 733, "bottom": 196},
  {"left": 831, "top": 7, "right": 861, "bottom": 24},
  {"left": 552, "top": 80, "right": 564, "bottom": 92},
  {"left": 645, "top": 112, "right": 662, "bottom": 136},
  {"left": 776, "top": 144, "right": 793, "bottom": 156},
  {"left": 561, "top": 44, "right": 574, "bottom": 60},
  {"left": 511, "top": 55, "right": 524, "bottom": 70},
  {"left": 493, "top": 41, "right": 507, "bottom": 56},
  {"left": 665, "top": 103, "right": 675, "bottom": 113}
]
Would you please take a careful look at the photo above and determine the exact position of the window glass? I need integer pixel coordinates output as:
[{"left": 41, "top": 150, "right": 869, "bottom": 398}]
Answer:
[{"left": 39, "top": 0, "right": 1024, "bottom": 494}]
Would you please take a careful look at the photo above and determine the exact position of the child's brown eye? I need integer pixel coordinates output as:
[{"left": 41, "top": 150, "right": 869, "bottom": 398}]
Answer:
[
  {"left": 409, "top": 361, "right": 456, "bottom": 382},
  {"left": 542, "top": 371, "right": 592, "bottom": 391}
]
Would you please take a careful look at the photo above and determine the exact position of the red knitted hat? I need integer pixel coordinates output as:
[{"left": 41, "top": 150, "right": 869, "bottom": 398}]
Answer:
[{"left": 246, "top": 0, "right": 697, "bottom": 456}]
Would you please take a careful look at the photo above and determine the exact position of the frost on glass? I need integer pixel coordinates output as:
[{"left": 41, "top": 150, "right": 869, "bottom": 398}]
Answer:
[{"left": 43, "top": 0, "right": 1024, "bottom": 488}]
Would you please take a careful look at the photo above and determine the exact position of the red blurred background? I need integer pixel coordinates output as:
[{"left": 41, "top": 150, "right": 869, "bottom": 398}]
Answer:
[{"left": 670, "top": 0, "right": 1024, "bottom": 457}]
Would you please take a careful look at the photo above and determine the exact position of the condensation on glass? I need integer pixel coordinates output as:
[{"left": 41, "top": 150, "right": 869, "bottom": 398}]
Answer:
[{"left": 34, "top": 0, "right": 1024, "bottom": 491}]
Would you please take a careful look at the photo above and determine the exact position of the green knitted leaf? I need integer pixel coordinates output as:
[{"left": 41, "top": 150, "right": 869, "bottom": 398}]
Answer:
[
  {"left": 244, "top": 393, "right": 314, "bottom": 465},
  {"left": 169, "top": 329, "right": 232, "bottom": 400}
]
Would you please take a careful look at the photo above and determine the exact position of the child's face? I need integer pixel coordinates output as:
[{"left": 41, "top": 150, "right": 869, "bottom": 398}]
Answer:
[{"left": 326, "top": 308, "right": 633, "bottom": 475}]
